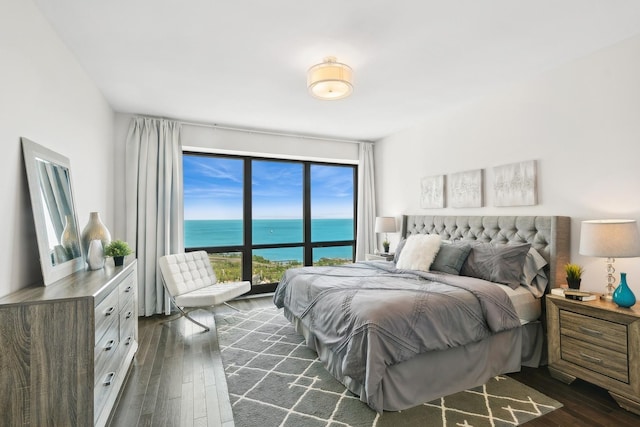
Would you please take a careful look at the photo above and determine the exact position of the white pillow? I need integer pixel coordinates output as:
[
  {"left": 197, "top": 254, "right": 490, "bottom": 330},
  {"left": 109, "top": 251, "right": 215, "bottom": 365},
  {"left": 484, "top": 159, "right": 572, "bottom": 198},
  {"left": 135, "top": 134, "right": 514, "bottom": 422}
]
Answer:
[{"left": 396, "top": 234, "right": 442, "bottom": 271}]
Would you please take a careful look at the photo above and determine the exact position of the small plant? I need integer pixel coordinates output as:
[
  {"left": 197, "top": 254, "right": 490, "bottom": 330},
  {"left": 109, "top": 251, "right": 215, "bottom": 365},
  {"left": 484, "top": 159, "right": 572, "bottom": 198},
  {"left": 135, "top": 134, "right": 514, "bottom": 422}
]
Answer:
[
  {"left": 104, "top": 239, "right": 133, "bottom": 257},
  {"left": 565, "top": 263, "right": 584, "bottom": 280}
]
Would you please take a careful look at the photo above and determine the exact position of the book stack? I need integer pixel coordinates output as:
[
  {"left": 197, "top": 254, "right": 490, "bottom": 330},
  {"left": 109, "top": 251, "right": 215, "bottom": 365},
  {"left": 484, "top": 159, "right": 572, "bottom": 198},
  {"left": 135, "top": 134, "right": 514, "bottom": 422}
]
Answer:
[{"left": 564, "top": 289, "right": 596, "bottom": 301}]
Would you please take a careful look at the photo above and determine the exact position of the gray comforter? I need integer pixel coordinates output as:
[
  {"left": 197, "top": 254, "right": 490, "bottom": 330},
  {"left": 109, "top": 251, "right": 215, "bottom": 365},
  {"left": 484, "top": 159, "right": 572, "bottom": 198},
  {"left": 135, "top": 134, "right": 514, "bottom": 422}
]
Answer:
[{"left": 273, "top": 261, "right": 521, "bottom": 412}]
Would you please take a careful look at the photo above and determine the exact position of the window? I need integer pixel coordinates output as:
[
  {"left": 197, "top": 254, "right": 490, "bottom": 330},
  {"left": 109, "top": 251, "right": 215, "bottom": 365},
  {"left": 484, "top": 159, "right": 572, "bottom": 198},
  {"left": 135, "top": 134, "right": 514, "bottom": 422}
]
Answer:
[{"left": 183, "top": 152, "right": 356, "bottom": 295}]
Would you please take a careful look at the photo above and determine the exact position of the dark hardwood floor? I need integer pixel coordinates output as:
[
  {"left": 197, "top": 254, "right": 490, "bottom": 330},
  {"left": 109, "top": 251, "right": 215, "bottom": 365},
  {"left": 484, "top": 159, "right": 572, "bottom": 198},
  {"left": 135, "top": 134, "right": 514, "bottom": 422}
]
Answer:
[{"left": 110, "top": 295, "right": 640, "bottom": 426}]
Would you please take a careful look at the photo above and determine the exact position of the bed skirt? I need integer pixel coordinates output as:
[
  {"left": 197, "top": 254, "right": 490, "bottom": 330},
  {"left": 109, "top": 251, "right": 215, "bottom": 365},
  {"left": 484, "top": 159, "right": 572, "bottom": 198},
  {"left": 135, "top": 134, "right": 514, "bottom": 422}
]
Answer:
[{"left": 284, "top": 308, "right": 544, "bottom": 412}]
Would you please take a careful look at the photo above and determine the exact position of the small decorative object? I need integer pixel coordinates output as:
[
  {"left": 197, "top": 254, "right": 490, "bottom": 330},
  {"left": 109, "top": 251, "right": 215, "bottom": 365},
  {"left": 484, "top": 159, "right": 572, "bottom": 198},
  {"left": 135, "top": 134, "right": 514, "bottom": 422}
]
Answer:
[
  {"left": 81, "top": 212, "right": 111, "bottom": 260},
  {"left": 613, "top": 272, "right": 636, "bottom": 308},
  {"left": 565, "top": 263, "right": 584, "bottom": 289},
  {"left": 104, "top": 239, "right": 133, "bottom": 267},
  {"left": 87, "top": 239, "right": 105, "bottom": 270}
]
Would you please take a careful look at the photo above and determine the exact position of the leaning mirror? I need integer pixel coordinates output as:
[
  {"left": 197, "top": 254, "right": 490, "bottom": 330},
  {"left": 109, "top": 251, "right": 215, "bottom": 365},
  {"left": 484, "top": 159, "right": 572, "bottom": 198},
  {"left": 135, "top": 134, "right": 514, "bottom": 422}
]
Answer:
[{"left": 22, "top": 138, "right": 84, "bottom": 285}]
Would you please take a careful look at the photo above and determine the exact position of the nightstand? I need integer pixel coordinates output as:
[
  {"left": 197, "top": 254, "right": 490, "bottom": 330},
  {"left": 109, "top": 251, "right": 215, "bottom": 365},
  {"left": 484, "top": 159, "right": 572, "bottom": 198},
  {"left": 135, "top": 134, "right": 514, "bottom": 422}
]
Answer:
[
  {"left": 546, "top": 293, "right": 640, "bottom": 415},
  {"left": 365, "top": 253, "right": 394, "bottom": 261}
]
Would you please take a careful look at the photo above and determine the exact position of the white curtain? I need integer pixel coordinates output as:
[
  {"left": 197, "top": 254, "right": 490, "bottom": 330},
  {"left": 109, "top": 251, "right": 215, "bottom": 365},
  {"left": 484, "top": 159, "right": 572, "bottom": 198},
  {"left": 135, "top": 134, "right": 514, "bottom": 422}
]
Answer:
[
  {"left": 355, "top": 142, "right": 376, "bottom": 261},
  {"left": 125, "top": 117, "right": 183, "bottom": 316}
]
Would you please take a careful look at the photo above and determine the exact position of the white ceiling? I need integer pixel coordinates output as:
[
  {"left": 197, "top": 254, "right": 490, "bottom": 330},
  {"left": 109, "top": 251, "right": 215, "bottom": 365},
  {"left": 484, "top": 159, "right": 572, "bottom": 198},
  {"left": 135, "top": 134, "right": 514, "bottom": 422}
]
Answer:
[{"left": 33, "top": 1, "right": 640, "bottom": 141}]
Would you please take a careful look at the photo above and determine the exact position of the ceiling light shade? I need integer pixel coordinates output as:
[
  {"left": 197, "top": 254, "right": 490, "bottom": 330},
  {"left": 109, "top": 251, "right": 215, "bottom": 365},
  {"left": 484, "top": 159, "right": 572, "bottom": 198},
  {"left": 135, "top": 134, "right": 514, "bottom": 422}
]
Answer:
[{"left": 307, "top": 56, "right": 353, "bottom": 100}]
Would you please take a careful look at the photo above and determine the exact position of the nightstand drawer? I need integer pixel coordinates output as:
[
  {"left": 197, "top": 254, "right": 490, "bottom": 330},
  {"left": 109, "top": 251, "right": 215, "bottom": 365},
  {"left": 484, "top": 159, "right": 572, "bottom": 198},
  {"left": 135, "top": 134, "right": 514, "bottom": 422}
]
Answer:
[
  {"left": 561, "top": 335, "right": 628, "bottom": 383},
  {"left": 560, "top": 310, "right": 627, "bottom": 354}
]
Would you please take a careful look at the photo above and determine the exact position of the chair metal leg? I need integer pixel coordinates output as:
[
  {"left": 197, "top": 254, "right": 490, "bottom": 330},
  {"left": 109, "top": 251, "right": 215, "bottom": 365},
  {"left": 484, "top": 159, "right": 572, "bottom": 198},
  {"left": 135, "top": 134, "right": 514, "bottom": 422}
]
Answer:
[
  {"left": 161, "top": 277, "right": 210, "bottom": 332},
  {"left": 223, "top": 301, "right": 242, "bottom": 312},
  {"left": 177, "top": 305, "right": 210, "bottom": 332}
]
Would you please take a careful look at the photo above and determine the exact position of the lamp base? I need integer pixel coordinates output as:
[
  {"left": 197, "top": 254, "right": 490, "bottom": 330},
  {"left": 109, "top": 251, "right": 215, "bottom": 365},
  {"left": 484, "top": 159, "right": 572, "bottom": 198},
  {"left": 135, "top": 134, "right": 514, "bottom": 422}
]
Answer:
[{"left": 600, "top": 293, "right": 613, "bottom": 301}]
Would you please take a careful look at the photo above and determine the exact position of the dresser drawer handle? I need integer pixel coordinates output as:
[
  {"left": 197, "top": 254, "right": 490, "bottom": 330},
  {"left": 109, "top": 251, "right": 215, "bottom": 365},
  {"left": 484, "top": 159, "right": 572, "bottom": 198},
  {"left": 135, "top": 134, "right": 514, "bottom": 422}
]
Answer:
[
  {"left": 580, "top": 352, "right": 603, "bottom": 365},
  {"left": 103, "top": 372, "right": 116, "bottom": 386},
  {"left": 578, "top": 326, "right": 603, "bottom": 337},
  {"left": 124, "top": 285, "right": 132, "bottom": 293},
  {"left": 125, "top": 336, "right": 132, "bottom": 346},
  {"left": 126, "top": 311, "right": 133, "bottom": 319},
  {"left": 104, "top": 306, "right": 115, "bottom": 316},
  {"left": 104, "top": 339, "right": 115, "bottom": 351}
]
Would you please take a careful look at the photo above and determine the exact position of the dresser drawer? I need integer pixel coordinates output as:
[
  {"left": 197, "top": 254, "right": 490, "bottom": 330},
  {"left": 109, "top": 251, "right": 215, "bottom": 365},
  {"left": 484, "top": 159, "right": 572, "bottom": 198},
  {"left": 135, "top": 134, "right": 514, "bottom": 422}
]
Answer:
[
  {"left": 94, "top": 351, "right": 122, "bottom": 424},
  {"left": 94, "top": 316, "right": 120, "bottom": 381},
  {"left": 95, "top": 288, "right": 119, "bottom": 344},
  {"left": 120, "top": 298, "right": 136, "bottom": 343},
  {"left": 118, "top": 271, "right": 136, "bottom": 306},
  {"left": 561, "top": 335, "right": 629, "bottom": 383},
  {"left": 560, "top": 310, "right": 627, "bottom": 353}
]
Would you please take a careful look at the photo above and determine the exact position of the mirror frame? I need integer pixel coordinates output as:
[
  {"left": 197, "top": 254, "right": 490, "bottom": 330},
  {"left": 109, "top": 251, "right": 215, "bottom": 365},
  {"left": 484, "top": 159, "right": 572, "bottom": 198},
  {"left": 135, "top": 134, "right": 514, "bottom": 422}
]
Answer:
[{"left": 22, "top": 137, "right": 85, "bottom": 285}]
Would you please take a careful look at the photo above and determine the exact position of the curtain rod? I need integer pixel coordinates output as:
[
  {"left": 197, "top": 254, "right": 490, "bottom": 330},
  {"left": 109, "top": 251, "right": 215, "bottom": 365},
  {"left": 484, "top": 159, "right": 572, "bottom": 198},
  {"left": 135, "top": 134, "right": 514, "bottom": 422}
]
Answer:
[{"left": 178, "top": 119, "right": 367, "bottom": 145}]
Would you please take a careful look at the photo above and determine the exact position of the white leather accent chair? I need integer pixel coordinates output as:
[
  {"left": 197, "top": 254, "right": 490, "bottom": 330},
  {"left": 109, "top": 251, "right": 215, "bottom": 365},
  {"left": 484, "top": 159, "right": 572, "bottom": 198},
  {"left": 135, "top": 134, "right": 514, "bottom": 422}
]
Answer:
[{"left": 158, "top": 251, "right": 251, "bottom": 332}]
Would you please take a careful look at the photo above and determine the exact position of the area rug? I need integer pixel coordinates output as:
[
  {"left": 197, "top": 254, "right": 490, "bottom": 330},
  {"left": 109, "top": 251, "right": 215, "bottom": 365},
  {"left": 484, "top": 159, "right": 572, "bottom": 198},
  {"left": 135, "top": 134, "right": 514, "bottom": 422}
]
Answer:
[{"left": 214, "top": 306, "right": 562, "bottom": 427}]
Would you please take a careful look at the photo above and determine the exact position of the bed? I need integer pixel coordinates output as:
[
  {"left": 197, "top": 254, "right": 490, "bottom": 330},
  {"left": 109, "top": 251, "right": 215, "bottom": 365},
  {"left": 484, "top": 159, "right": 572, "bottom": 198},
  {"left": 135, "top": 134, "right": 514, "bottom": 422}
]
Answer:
[{"left": 273, "top": 215, "right": 570, "bottom": 412}]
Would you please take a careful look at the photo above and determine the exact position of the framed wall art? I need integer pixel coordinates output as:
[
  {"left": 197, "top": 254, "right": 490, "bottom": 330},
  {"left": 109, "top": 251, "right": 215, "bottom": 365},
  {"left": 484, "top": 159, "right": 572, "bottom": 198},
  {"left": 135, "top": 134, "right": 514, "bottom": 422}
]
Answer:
[
  {"left": 493, "top": 160, "right": 537, "bottom": 206},
  {"left": 420, "top": 175, "right": 444, "bottom": 208},
  {"left": 449, "top": 169, "right": 483, "bottom": 208}
]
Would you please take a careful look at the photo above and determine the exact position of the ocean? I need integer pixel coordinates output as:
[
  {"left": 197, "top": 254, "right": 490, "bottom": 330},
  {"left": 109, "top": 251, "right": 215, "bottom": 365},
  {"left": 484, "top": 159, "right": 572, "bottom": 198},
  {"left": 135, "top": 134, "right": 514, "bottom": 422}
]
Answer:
[{"left": 184, "top": 219, "right": 354, "bottom": 262}]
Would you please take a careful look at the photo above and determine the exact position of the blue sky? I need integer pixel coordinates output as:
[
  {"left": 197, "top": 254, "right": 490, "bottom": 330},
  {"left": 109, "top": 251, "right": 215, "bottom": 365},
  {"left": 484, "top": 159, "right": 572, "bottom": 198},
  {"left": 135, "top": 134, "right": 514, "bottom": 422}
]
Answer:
[{"left": 183, "top": 155, "right": 354, "bottom": 220}]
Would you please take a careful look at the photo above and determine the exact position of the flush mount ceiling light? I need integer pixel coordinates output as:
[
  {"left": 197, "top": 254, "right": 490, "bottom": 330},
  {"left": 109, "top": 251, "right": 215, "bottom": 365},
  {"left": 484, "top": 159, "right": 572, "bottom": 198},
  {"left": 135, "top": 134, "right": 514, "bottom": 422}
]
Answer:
[{"left": 307, "top": 56, "right": 353, "bottom": 100}]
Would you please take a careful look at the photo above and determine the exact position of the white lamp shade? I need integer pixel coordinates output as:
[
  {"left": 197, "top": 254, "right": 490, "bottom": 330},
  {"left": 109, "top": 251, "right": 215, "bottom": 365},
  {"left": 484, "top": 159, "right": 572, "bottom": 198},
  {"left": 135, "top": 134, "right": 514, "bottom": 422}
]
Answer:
[
  {"left": 307, "top": 57, "right": 353, "bottom": 100},
  {"left": 579, "top": 219, "right": 640, "bottom": 258},
  {"left": 375, "top": 217, "right": 397, "bottom": 234}
]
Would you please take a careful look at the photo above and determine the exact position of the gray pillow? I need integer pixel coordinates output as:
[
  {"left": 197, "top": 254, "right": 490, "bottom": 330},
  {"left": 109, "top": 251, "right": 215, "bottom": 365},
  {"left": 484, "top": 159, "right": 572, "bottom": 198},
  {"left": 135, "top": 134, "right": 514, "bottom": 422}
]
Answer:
[
  {"left": 393, "top": 238, "right": 407, "bottom": 263},
  {"left": 520, "top": 247, "right": 548, "bottom": 297},
  {"left": 430, "top": 242, "right": 472, "bottom": 275},
  {"left": 461, "top": 242, "right": 531, "bottom": 289}
]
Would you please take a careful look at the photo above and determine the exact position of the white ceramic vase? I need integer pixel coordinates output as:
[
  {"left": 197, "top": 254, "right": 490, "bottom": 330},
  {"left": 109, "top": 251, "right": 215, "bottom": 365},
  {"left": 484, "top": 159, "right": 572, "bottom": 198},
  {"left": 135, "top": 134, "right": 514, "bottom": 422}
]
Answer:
[
  {"left": 87, "top": 239, "right": 105, "bottom": 270},
  {"left": 81, "top": 212, "right": 111, "bottom": 260}
]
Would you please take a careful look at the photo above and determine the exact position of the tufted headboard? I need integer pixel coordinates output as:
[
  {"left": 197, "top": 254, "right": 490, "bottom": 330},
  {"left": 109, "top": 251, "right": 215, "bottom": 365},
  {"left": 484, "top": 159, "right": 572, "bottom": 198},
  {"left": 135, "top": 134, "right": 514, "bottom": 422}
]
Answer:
[{"left": 401, "top": 215, "right": 571, "bottom": 290}]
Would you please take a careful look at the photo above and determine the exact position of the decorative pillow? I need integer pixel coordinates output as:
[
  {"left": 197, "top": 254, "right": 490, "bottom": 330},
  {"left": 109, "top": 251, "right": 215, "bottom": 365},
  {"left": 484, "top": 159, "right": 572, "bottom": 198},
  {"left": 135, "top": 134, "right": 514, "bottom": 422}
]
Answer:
[
  {"left": 393, "top": 238, "right": 407, "bottom": 263},
  {"left": 430, "top": 242, "right": 472, "bottom": 275},
  {"left": 396, "top": 234, "right": 442, "bottom": 272},
  {"left": 520, "top": 247, "right": 549, "bottom": 297},
  {"left": 460, "top": 242, "right": 531, "bottom": 289}
]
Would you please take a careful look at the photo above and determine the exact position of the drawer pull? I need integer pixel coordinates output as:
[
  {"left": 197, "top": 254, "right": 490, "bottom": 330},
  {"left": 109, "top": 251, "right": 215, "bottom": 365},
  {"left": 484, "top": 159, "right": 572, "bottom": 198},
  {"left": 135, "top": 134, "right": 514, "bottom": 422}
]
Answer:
[
  {"left": 580, "top": 352, "right": 603, "bottom": 365},
  {"left": 104, "top": 306, "right": 115, "bottom": 316},
  {"left": 578, "top": 326, "right": 603, "bottom": 337},
  {"left": 125, "top": 336, "right": 132, "bottom": 346},
  {"left": 126, "top": 311, "right": 133, "bottom": 319},
  {"left": 103, "top": 372, "right": 116, "bottom": 386},
  {"left": 124, "top": 285, "right": 132, "bottom": 293},
  {"left": 104, "top": 339, "right": 115, "bottom": 351}
]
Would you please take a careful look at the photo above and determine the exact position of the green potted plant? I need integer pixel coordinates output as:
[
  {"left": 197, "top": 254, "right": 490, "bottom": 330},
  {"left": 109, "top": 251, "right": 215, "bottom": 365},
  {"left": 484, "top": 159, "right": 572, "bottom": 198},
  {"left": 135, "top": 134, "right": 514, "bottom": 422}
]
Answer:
[
  {"left": 565, "top": 263, "right": 584, "bottom": 289},
  {"left": 104, "top": 239, "right": 133, "bottom": 266},
  {"left": 382, "top": 237, "right": 390, "bottom": 254}
]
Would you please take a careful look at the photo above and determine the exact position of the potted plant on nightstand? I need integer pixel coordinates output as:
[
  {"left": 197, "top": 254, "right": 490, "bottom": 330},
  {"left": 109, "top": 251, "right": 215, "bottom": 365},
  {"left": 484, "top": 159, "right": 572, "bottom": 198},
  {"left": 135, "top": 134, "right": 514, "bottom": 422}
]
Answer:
[
  {"left": 104, "top": 239, "right": 133, "bottom": 266},
  {"left": 565, "top": 263, "right": 584, "bottom": 289}
]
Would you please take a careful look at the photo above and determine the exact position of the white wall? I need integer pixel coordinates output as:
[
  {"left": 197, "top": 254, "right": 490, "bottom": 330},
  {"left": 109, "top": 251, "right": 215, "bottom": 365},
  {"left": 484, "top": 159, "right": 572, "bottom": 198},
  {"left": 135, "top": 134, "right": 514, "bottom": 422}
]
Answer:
[
  {"left": 375, "top": 33, "right": 640, "bottom": 296},
  {"left": 112, "top": 113, "right": 360, "bottom": 238},
  {"left": 0, "top": 0, "right": 115, "bottom": 297}
]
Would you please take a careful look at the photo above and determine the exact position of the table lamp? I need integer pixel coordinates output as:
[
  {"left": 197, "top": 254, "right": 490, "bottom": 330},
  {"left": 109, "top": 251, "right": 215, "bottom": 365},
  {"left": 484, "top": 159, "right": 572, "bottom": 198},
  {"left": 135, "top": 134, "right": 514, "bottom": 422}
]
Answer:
[
  {"left": 375, "top": 217, "right": 397, "bottom": 254},
  {"left": 579, "top": 219, "right": 640, "bottom": 301}
]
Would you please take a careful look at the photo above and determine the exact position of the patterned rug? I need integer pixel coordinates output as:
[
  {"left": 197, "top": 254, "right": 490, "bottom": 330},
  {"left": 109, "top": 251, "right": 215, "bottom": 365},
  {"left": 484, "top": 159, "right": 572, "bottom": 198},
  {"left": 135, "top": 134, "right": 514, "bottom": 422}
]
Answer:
[{"left": 215, "top": 306, "right": 561, "bottom": 427}]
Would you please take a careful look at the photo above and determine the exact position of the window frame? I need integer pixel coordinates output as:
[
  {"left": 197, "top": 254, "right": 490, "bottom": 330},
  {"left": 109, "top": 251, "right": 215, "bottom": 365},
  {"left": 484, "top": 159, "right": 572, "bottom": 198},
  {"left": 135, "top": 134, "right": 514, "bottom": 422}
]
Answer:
[{"left": 183, "top": 151, "right": 358, "bottom": 295}]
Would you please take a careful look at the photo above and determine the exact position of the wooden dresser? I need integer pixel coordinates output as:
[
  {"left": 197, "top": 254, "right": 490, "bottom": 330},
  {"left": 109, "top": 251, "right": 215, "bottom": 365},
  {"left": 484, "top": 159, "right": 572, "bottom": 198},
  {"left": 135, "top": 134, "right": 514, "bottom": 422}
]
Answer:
[
  {"left": 0, "top": 260, "right": 138, "bottom": 426},
  {"left": 546, "top": 293, "right": 640, "bottom": 415}
]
